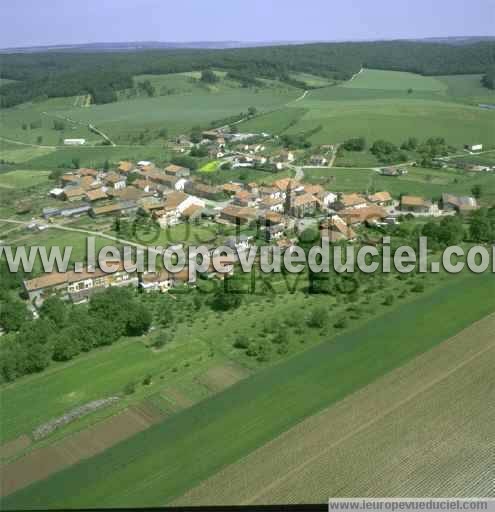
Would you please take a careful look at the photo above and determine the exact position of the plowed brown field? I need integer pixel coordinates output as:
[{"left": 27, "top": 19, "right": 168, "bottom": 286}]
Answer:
[
  {"left": 1, "top": 401, "right": 165, "bottom": 497},
  {"left": 174, "top": 313, "right": 495, "bottom": 505}
]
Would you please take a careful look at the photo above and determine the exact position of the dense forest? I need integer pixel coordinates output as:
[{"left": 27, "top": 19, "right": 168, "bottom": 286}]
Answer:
[{"left": 1, "top": 40, "right": 495, "bottom": 107}]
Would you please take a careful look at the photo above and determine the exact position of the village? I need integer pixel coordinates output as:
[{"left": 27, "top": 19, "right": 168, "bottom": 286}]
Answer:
[{"left": 19, "top": 128, "right": 487, "bottom": 307}]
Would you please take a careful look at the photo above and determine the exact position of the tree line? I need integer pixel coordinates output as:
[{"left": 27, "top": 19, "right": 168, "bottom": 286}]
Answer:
[
  {"left": 482, "top": 67, "right": 495, "bottom": 89},
  {"left": 2, "top": 40, "right": 495, "bottom": 107}
]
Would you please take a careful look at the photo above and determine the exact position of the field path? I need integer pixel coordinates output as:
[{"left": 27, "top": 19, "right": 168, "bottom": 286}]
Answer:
[
  {"left": 175, "top": 312, "right": 495, "bottom": 505},
  {"left": 293, "top": 90, "right": 309, "bottom": 102},
  {"left": 0, "top": 218, "right": 161, "bottom": 256},
  {"left": 0, "top": 136, "right": 54, "bottom": 149}
]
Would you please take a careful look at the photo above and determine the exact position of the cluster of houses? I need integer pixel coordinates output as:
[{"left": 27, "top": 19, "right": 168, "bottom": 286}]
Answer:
[
  {"left": 32, "top": 127, "right": 482, "bottom": 307},
  {"left": 47, "top": 160, "right": 206, "bottom": 225},
  {"left": 169, "top": 128, "right": 335, "bottom": 170},
  {"left": 23, "top": 253, "right": 237, "bottom": 307}
]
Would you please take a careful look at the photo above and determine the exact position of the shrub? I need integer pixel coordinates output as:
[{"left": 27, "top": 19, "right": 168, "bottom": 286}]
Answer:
[
  {"left": 334, "top": 318, "right": 348, "bottom": 329},
  {"left": 412, "top": 282, "right": 425, "bottom": 293},
  {"left": 233, "top": 335, "right": 250, "bottom": 349},
  {"left": 124, "top": 381, "right": 136, "bottom": 395},
  {"left": 383, "top": 294, "right": 395, "bottom": 306}
]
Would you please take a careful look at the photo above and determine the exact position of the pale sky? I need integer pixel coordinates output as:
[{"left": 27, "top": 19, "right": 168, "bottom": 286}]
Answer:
[{"left": 0, "top": 0, "right": 494, "bottom": 49}]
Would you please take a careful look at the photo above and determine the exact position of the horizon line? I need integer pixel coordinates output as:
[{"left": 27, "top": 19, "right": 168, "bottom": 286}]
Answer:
[{"left": 2, "top": 35, "right": 495, "bottom": 52}]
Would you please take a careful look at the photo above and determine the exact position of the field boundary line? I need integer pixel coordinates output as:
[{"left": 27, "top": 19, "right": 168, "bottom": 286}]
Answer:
[{"left": 240, "top": 315, "right": 495, "bottom": 504}]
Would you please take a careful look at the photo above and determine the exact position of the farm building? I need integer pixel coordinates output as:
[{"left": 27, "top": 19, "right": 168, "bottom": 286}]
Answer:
[
  {"left": 441, "top": 193, "right": 478, "bottom": 214},
  {"left": 220, "top": 205, "right": 257, "bottom": 225},
  {"left": 63, "top": 187, "right": 86, "bottom": 202},
  {"left": 367, "top": 191, "right": 393, "bottom": 207},
  {"left": 380, "top": 167, "right": 408, "bottom": 177},
  {"left": 339, "top": 205, "right": 387, "bottom": 226},
  {"left": 464, "top": 143, "right": 483, "bottom": 152},
  {"left": 90, "top": 201, "right": 138, "bottom": 217},
  {"left": 164, "top": 164, "right": 190, "bottom": 178},
  {"left": 334, "top": 193, "right": 368, "bottom": 210},
  {"left": 289, "top": 193, "right": 320, "bottom": 218},
  {"left": 63, "top": 138, "right": 86, "bottom": 145},
  {"left": 320, "top": 215, "right": 357, "bottom": 243},
  {"left": 400, "top": 196, "right": 434, "bottom": 214}
]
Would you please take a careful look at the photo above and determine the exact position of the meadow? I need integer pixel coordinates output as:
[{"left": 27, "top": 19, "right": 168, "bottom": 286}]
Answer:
[
  {"left": 0, "top": 170, "right": 50, "bottom": 189},
  {"left": 55, "top": 84, "right": 300, "bottom": 143},
  {"left": 240, "top": 69, "right": 495, "bottom": 149},
  {"left": 0, "top": 96, "right": 97, "bottom": 146},
  {"left": 15, "top": 145, "right": 171, "bottom": 169},
  {"left": 437, "top": 74, "right": 495, "bottom": 105},
  {"left": 3, "top": 271, "right": 494, "bottom": 508},
  {"left": 343, "top": 69, "right": 447, "bottom": 92}
]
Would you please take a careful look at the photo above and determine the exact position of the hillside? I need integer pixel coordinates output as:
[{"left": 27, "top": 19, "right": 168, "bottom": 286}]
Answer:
[{"left": 2, "top": 40, "right": 495, "bottom": 107}]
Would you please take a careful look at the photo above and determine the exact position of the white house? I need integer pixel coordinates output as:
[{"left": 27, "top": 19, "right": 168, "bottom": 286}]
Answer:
[
  {"left": 157, "top": 192, "right": 205, "bottom": 228},
  {"left": 63, "top": 138, "right": 86, "bottom": 146},
  {"left": 465, "top": 143, "right": 483, "bottom": 152},
  {"left": 224, "top": 235, "right": 253, "bottom": 253},
  {"left": 321, "top": 191, "right": 338, "bottom": 209}
]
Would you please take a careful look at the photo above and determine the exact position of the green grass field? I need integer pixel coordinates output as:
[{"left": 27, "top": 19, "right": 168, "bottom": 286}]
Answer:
[
  {"left": 304, "top": 167, "right": 375, "bottom": 191},
  {"left": 343, "top": 69, "right": 447, "bottom": 92},
  {"left": 0, "top": 142, "right": 57, "bottom": 164},
  {"left": 200, "top": 160, "right": 222, "bottom": 173},
  {"left": 240, "top": 69, "right": 495, "bottom": 149},
  {"left": 18, "top": 145, "right": 170, "bottom": 169},
  {"left": 3, "top": 271, "right": 493, "bottom": 508},
  {"left": 55, "top": 86, "right": 300, "bottom": 143},
  {"left": 0, "top": 97, "right": 98, "bottom": 147},
  {"left": 206, "top": 166, "right": 293, "bottom": 185},
  {"left": 0, "top": 170, "right": 50, "bottom": 189},
  {"left": 0, "top": 337, "right": 215, "bottom": 446},
  {"left": 1, "top": 74, "right": 300, "bottom": 150},
  {"left": 437, "top": 74, "right": 495, "bottom": 105},
  {"left": 334, "top": 149, "right": 381, "bottom": 168}
]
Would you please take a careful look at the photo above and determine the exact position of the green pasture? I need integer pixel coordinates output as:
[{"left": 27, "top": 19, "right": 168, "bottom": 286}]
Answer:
[
  {"left": 304, "top": 167, "right": 375, "bottom": 191},
  {"left": 290, "top": 98, "right": 495, "bottom": 148},
  {"left": 343, "top": 69, "right": 447, "bottom": 92},
  {"left": 0, "top": 142, "right": 57, "bottom": 164},
  {"left": 0, "top": 336, "right": 216, "bottom": 445},
  {"left": 56, "top": 87, "right": 300, "bottom": 142},
  {"left": 205, "top": 166, "right": 293, "bottom": 185},
  {"left": 21, "top": 145, "right": 170, "bottom": 169},
  {"left": 335, "top": 149, "right": 381, "bottom": 168},
  {"left": 240, "top": 107, "right": 307, "bottom": 135},
  {"left": 0, "top": 97, "right": 97, "bottom": 146},
  {"left": 0, "top": 169, "right": 50, "bottom": 189},
  {"left": 240, "top": 69, "right": 495, "bottom": 150},
  {"left": 437, "top": 74, "right": 495, "bottom": 104},
  {"left": 200, "top": 160, "right": 222, "bottom": 173},
  {"left": 4, "top": 271, "right": 493, "bottom": 508}
]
